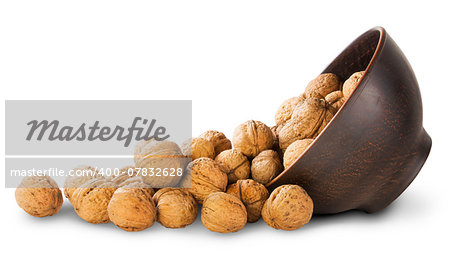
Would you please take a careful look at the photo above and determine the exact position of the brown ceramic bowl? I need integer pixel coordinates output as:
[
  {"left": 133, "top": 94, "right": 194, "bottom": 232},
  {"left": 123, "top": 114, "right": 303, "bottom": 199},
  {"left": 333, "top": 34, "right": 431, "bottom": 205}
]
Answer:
[{"left": 266, "top": 27, "right": 432, "bottom": 214}]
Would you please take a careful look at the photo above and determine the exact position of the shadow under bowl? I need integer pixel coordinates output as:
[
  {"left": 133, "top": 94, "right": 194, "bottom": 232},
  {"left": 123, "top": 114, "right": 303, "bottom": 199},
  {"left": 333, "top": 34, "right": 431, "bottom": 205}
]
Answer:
[{"left": 266, "top": 26, "right": 432, "bottom": 214}]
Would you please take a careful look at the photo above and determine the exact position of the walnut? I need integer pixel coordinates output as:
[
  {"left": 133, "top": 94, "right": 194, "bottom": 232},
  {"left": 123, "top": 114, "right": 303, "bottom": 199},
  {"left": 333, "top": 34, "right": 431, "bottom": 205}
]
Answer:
[
  {"left": 251, "top": 150, "right": 283, "bottom": 185},
  {"left": 71, "top": 177, "right": 117, "bottom": 224},
  {"left": 226, "top": 179, "right": 269, "bottom": 223},
  {"left": 278, "top": 98, "right": 335, "bottom": 150},
  {"left": 199, "top": 130, "right": 232, "bottom": 156},
  {"left": 186, "top": 157, "right": 228, "bottom": 204},
  {"left": 283, "top": 139, "right": 314, "bottom": 168},
  {"left": 305, "top": 73, "right": 341, "bottom": 98},
  {"left": 232, "top": 120, "right": 274, "bottom": 157},
  {"left": 118, "top": 176, "right": 155, "bottom": 197},
  {"left": 63, "top": 165, "right": 102, "bottom": 202},
  {"left": 134, "top": 139, "right": 186, "bottom": 187},
  {"left": 15, "top": 175, "right": 63, "bottom": 217},
  {"left": 181, "top": 137, "right": 215, "bottom": 160},
  {"left": 214, "top": 149, "right": 250, "bottom": 184},
  {"left": 201, "top": 192, "right": 247, "bottom": 233},
  {"left": 343, "top": 71, "right": 365, "bottom": 98},
  {"left": 108, "top": 187, "right": 156, "bottom": 231},
  {"left": 262, "top": 185, "right": 313, "bottom": 230},
  {"left": 325, "top": 90, "right": 346, "bottom": 111},
  {"left": 152, "top": 188, "right": 198, "bottom": 228},
  {"left": 274, "top": 96, "right": 305, "bottom": 125}
]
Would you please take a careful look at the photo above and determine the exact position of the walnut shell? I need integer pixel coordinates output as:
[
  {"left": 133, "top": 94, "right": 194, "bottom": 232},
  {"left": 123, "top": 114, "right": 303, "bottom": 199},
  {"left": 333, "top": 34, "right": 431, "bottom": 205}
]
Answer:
[
  {"left": 199, "top": 130, "right": 232, "bottom": 156},
  {"left": 71, "top": 177, "right": 117, "bottom": 224},
  {"left": 201, "top": 192, "right": 247, "bottom": 233},
  {"left": 226, "top": 179, "right": 269, "bottom": 223},
  {"left": 262, "top": 185, "right": 313, "bottom": 230},
  {"left": 186, "top": 157, "right": 228, "bottom": 204},
  {"left": 283, "top": 139, "right": 314, "bottom": 168},
  {"left": 305, "top": 73, "right": 341, "bottom": 99},
  {"left": 108, "top": 187, "right": 156, "bottom": 231},
  {"left": 232, "top": 120, "right": 274, "bottom": 157},
  {"left": 251, "top": 150, "right": 283, "bottom": 185},
  {"left": 214, "top": 149, "right": 250, "bottom": 184},
  {"left": 325, "top": 90, "right": 346, "bottom": 111},
  {"left": 63, "top": 166, "right": 102, "bottom": 202},
  {"left": 134, "top": 140, "right": 186, "bottom": 187},
  {"left": 275, "top": 96, "right": 305, "bottom": 125},
  {"left": 181, "top": 137, "right": 215, "bottom": 160},
  {"left": 15, "top": 175, "right": 63, "bottom": 217},
  {"left": 278, "top": 98, "right": 335, "bottom": 150},
  {"left": 343, "top": 71, "right": 365, "bottom": 98},
  {"left": 152, "top": 188, "right": 198, "bottom": 228},
  {"left": 119, "top": 176, "right": 155, "bottom": 197}
]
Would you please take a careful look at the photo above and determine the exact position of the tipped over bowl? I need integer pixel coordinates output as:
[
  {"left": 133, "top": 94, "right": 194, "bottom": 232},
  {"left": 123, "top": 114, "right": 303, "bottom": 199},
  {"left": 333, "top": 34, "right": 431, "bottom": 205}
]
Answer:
[{"left": 267, "top": 27, "right": 432, "bottom": 214}]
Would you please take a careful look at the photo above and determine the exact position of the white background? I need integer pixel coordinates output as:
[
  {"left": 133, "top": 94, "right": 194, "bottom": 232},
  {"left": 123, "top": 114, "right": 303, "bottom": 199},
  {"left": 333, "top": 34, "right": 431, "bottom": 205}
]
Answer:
[{"left": 1, "top": 1, "right": 448, "bottom": 260}]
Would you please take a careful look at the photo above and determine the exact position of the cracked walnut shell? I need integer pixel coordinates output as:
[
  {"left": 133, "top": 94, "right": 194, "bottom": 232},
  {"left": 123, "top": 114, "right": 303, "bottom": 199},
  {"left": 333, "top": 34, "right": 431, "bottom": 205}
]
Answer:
[
  {"left": 108, "top": 187, "right": 156, "bottom": 231},
  {"left": 186, "top": 157, "right": 228, "bottom": 204},
  {"left": 214, "top": 149, "right": 250, "bottom": 184},
  {"left": 226, "top": 179, "right": 269, "bottom": 223},
  {"left": 15, "top": 175, "right": 63, "bottom": 217},
  {"left": 201, "top": 192, "right": 247, "bottom": 233},
  {"left": 232, "top": 120, "right": 274, "bottom": 158},
  {"left": 199, "top": 130, "right": 232, "bottom": 156},
  {"left": 251, "top": 150, "right": 283, "bottom": 185},
  {"left": 262, "top": 185, "right": 313, "bottom": 231},
  {"left": 305, "top": 73, "right": 341, "bottom": 99},
  {"left": 152, "top": 188, "right": 198, "bottom": 229}
]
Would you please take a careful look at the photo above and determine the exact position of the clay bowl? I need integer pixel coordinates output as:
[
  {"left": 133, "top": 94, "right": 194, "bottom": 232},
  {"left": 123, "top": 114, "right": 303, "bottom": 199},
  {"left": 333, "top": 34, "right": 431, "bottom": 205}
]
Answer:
[{"left": 266, "top": 27, "right": 432, "bottom": 214}]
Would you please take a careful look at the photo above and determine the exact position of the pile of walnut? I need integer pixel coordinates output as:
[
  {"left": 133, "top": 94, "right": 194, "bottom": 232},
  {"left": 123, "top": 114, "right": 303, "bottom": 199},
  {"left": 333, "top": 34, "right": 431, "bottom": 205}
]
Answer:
[{"left": 15, "top": 71, "right": 364, "bottom": 233}]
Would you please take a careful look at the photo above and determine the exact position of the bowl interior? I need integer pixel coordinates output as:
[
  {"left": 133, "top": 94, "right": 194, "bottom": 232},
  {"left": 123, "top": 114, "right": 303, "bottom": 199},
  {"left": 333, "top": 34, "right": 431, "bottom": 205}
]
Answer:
[{"left": 323, "top": 28, "right": 382, "bottom": 81}]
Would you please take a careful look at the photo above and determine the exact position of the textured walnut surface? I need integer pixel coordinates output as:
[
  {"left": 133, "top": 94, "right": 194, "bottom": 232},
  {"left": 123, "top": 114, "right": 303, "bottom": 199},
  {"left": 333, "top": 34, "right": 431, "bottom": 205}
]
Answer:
[
  {"left": 201, "top": 192, "right": 247, "bottom": 233},
  {"left": 63, "top": 166, "right": 102, "bottom": 202},
  {"left": 283, "top": 139, "right": 314, "bottom": 168},
  {"left": 181, "top": 137, "right": 215, "bottom": 160},
  {"left": 232, "top": 120, "right": 274, "bottom": 157},
  {"left": 71, "top": 177, "right": 117, "bottom": 224},
  {"left": 251, "top": 150, "right": 283, "bottom": 185},
  {"left": 134, "top": 140, "right": 185, "bottom": 187},
  {"left": 226, "top": 179, "right": 269, "bottom": 223},
  {"left": 275, "top": 96, "right": 305, "bottom": 125},
  {"left": 199, "top": 130, "right": 232, "bottom": 156},
  {"left": 305, "top": 73, "right": 341, "bottom": 99},
  {"left": 343, "top": 71, "right": 365, "bottom": 98},
  {"left": 215, "top": 149, "right": 250, "bottom": 184},
  {"left": 325, "top": 90, "right": 346, "bottom": 111},
  {"left": 15, "top": 175, "right": 63, "bottom": 217},
  {"left": 152, "top": 188, "right": 198, "bottom": 229},
  {"left": 186, "top": 157, "right": 228, "bottom": 204},
  {"left": 108, "top": 187, "right": 156, "bottom": 231},
  {"left": 262, "top": 185, "right": 313, "bottom": 231},
  {"left": 278, "top": 98, "right": 335, "bottom": 150}
]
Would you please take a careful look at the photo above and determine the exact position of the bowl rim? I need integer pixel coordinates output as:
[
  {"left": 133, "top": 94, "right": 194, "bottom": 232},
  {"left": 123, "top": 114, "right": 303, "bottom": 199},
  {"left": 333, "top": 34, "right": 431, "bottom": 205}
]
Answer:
[{"left": 266, "top": 26, "right": 387, "bottom": 188}]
